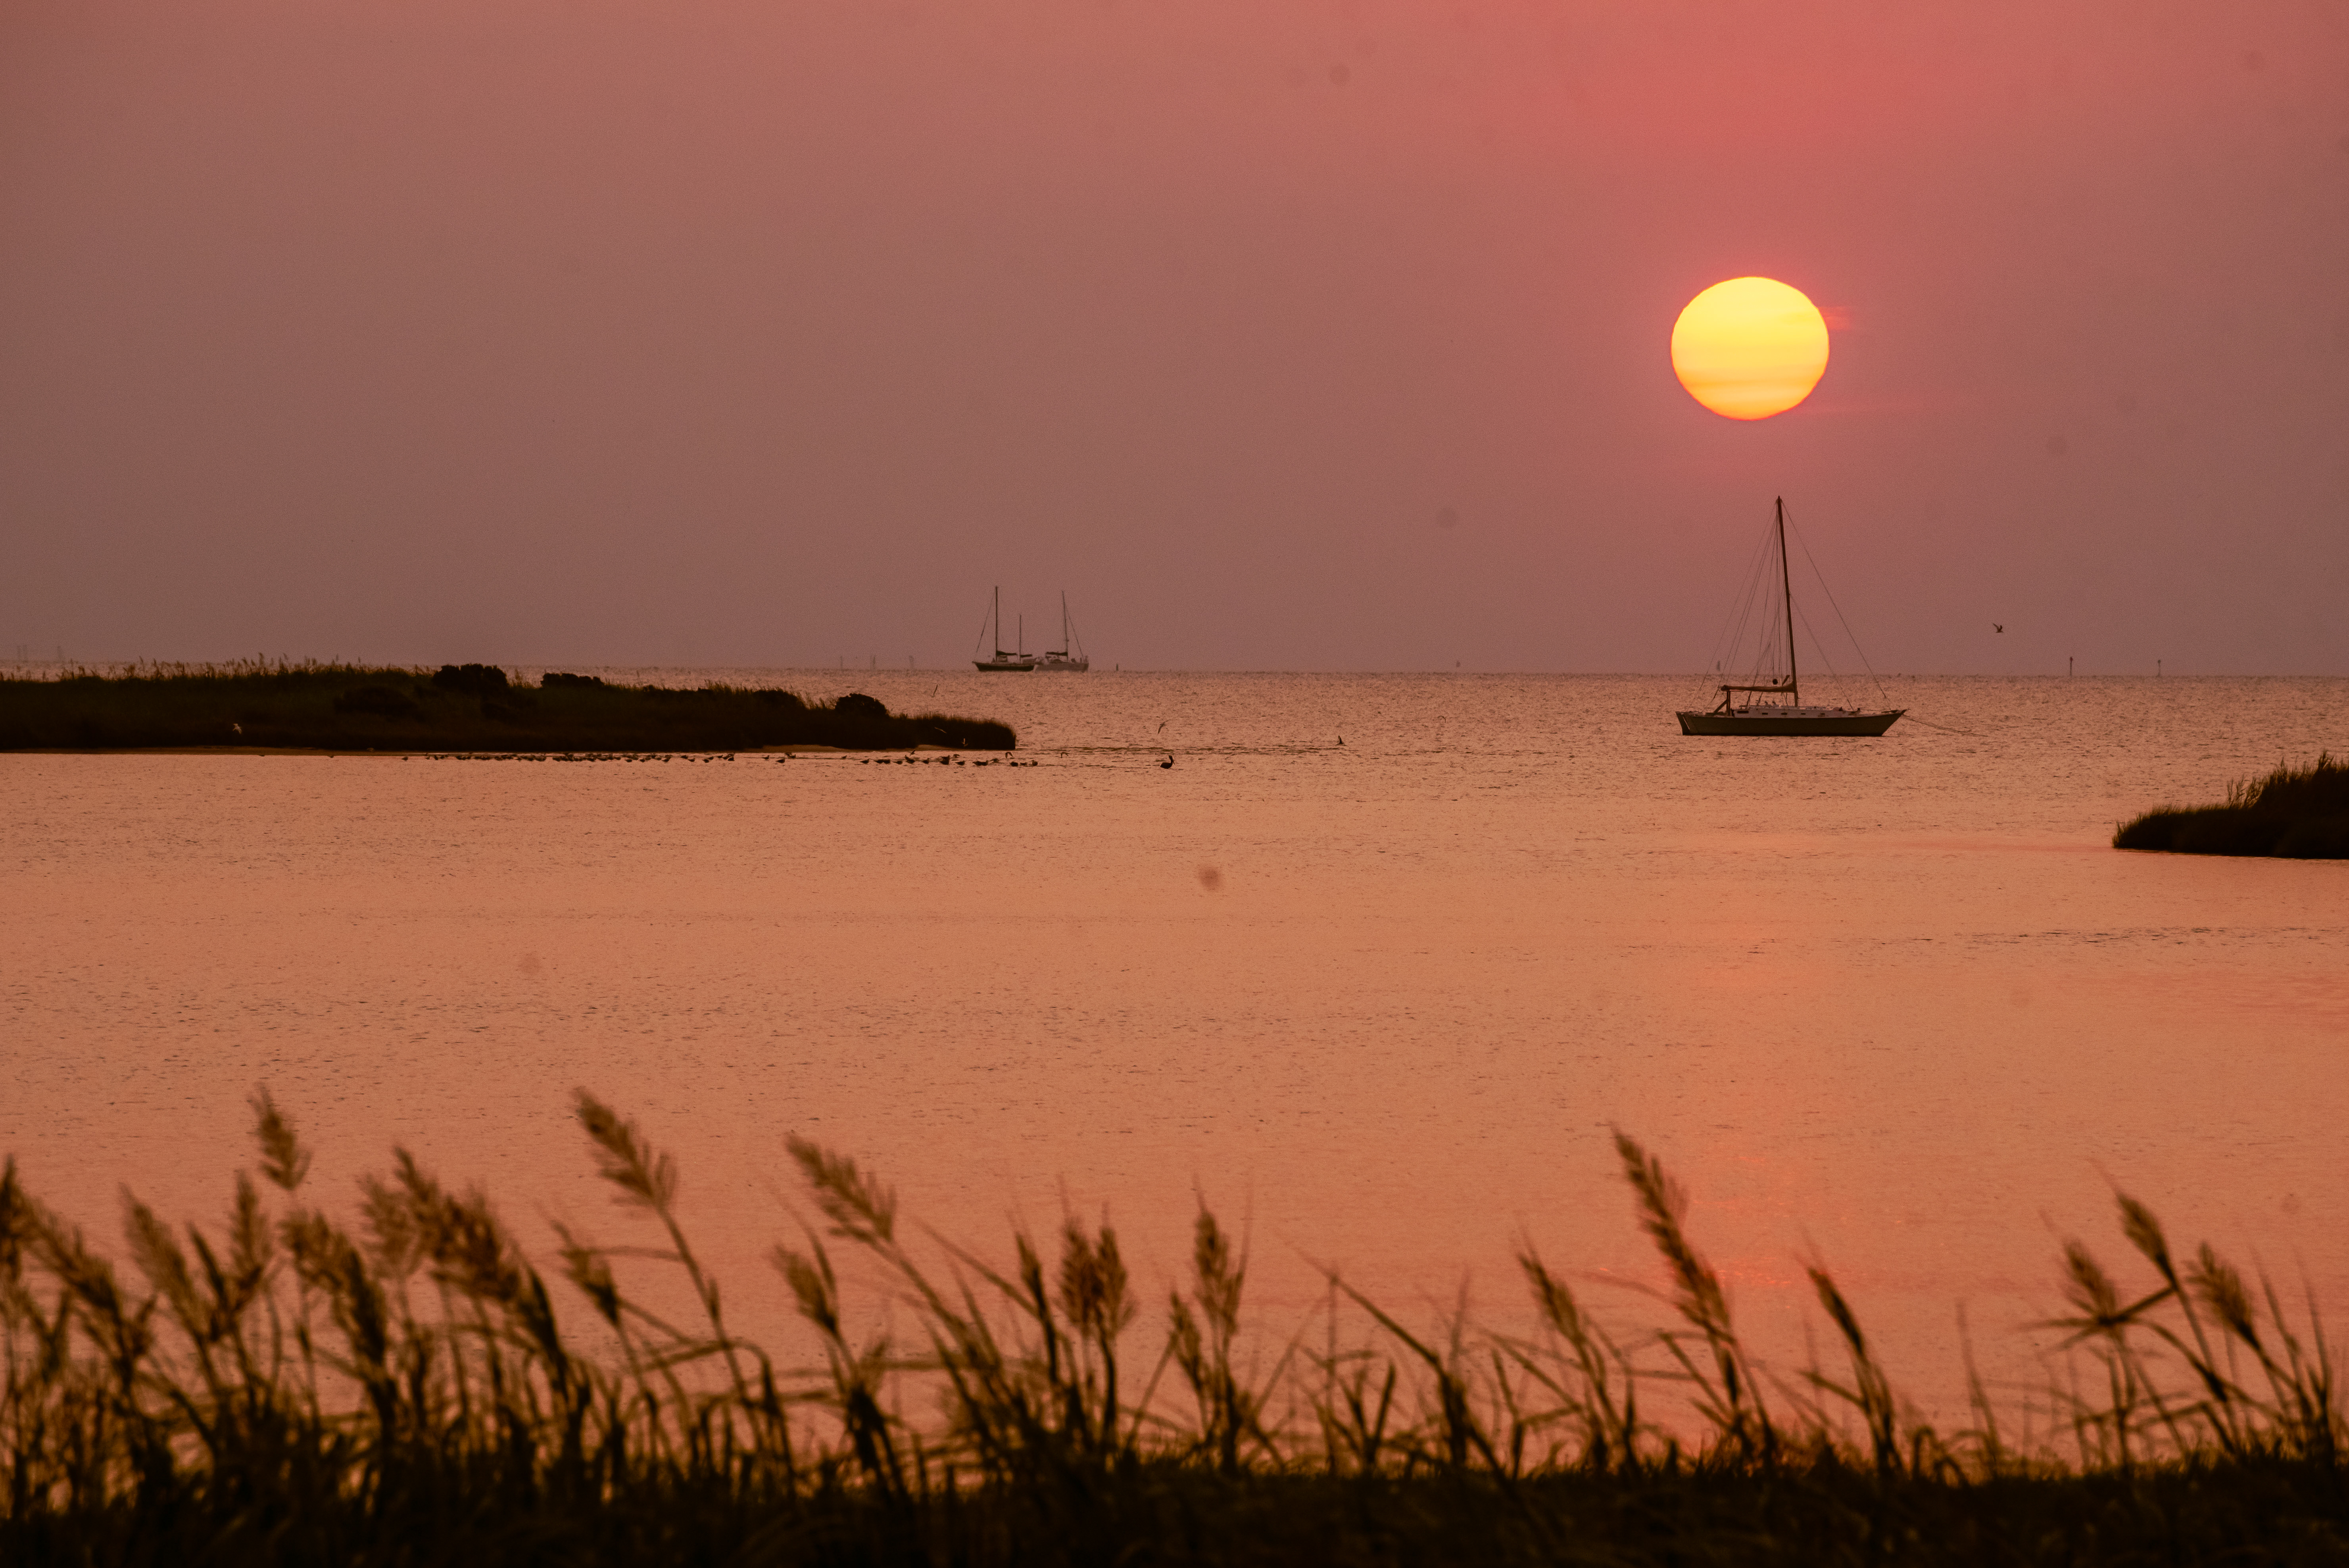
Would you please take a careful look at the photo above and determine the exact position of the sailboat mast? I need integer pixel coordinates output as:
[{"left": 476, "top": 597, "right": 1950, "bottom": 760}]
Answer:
[{"left": 1776, "top": 496, "right": 1798, "bottom": 704}]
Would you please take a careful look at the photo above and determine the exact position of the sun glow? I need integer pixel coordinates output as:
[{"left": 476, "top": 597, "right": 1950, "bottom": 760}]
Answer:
[{"left": 1670, "top": 277, "right": 1830, "bottom": 420}]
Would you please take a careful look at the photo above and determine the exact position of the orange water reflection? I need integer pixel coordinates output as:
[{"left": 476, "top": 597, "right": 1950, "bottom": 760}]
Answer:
[{"left": 3, "top": 674, "right": 2343, "bottom": 1425}]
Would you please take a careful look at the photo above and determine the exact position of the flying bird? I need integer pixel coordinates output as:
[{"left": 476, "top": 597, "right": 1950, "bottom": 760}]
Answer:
[{"left": 1993, "top": 623, "right": 2004, "bottom": 633}]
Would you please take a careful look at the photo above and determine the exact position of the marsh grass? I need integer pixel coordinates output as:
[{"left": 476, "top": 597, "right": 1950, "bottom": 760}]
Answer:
[
  {"left": 3, "top": 1097, "right": 2343, "bottom": 1565},
  {"left": 0, "top": 661, "right": 1014, "bottom": 753},
  {"left": 2116, "top": 752, "right": 2349, "bottom": 858}
]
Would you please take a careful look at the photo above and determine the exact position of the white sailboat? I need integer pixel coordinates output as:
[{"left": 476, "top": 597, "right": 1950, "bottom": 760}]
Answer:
[
  {"left": 1035, "top": 592, "right": 1089, "bottom": 672},
  {"left": 972, "top": 588, "right": 1037, "bottom": 672},
  {"left": 1676, "top": 498, "right": 1904, "bottom": 737}
]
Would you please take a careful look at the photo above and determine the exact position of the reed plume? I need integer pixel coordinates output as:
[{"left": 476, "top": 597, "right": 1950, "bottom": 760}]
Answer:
[{"left": 0, "top": 1093, "right": 2341, "bottom": 1565}]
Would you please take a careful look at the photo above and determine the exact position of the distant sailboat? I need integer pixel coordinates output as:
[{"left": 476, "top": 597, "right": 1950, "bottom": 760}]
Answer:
[
  {"left": 1676, "top": 498, "right": 1904, "bottom": 737},
  {"left": 972, "top": 588, "right": 1037, "bottom": 673},
  {"left": 1035, "top": 592, "right": 1089, "bottom": 672}
]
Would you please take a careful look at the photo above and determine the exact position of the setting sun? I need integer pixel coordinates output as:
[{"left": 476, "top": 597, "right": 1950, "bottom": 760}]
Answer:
[{"left": 1670, "top": 276, "right": 1830, "bottom": 420}]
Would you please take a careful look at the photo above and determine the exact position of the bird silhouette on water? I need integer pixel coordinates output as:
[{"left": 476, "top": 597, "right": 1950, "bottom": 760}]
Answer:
[{"left": 1159, "top": 753, "right": 1174, "bottom": 769}]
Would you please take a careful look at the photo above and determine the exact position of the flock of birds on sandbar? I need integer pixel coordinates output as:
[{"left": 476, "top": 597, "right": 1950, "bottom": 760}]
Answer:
[
  {"left": 390, "top": 749, "right": 1211, "bottom": 767},
  {"left": 392, "top": 715, "right": 1341, "bottom": 768},
  {"left": 859, "top": 755, "right": 1040, "bottom": 766}
]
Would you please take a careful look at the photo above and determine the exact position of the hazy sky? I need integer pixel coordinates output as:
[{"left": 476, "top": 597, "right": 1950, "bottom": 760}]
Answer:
[{"left": 4, "top": 0, "right": 2344, "bottom": 673}]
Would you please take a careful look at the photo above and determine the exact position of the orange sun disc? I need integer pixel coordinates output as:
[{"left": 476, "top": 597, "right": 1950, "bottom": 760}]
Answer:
[{"left": 1670, "top": 277, "right": 1830, "bottom": 420}]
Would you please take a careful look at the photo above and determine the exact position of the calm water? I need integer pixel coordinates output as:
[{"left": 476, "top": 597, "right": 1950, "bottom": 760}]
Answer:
[{"left": 4, "top": 672, "right": 2345, "bottom": 1416}]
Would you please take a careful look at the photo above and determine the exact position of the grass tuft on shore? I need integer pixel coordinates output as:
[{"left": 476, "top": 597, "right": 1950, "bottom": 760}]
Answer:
[
  {"left": 0, "top": 661, "right": 1013, "bottom": 752},
  {"left": 4, "top": 1096, "right": 2344, "bottom": 1563},
  {"left": 2115, "top": 752, "right": 2349, "bottom": 858}
]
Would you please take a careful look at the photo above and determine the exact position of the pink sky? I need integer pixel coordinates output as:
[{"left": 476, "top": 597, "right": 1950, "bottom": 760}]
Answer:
[{"left": 3, "top": 0, "right": 2343, "bottom": 673}]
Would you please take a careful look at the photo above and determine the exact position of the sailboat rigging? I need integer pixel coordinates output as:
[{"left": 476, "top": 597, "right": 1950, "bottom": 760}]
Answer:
[
  {"left": 1035, "top": 592, "right": 1089, "bottom": 672},
  {"left": 1676, "top": 498, "right": 1904, "bottom": 737},
  {"left": 972, "top": 588, "right": 1037, "bottom": 673}
]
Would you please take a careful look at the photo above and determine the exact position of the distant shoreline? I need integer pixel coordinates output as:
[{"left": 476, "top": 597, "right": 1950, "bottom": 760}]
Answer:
[
  {"left": 4, "top": 744, "right": 924, "bottom": 756},
  {"left": 0, "top": 662, "right": 1016, "bottom": 753}
]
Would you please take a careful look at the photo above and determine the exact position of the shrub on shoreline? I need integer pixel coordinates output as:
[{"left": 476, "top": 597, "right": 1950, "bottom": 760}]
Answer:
[
  {"left": 2115, "top": 753, "right": 2349, "bottom": 858},
  {"left": 2, "top": 1095, "right": 2341, "bottom": 1563}
]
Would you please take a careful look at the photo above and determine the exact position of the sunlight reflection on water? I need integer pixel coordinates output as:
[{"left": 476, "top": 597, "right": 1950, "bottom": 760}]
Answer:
[{"left": 4, "top": 673, "right": 2344, "bottom": 1422}]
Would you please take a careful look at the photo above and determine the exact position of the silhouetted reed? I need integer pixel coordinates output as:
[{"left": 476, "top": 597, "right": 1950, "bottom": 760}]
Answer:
[
  {"left": 3, "top": 1099, "right": 2342, "bottom": 1564},
  {"left": 2116, "top": 752, "right": 2349, "bottom": 858},
  {"left": 0, "top": 663, "right": 1014, "bottom": 753}
]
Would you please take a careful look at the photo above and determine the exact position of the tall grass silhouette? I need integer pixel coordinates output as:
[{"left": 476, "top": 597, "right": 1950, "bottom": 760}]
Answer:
[
  {"left": 3, "top": 1094, "right": 2342, "bottom": 1563},
  {"left": 2117, "top": 752, "right": 2349, "bottom": 858}
]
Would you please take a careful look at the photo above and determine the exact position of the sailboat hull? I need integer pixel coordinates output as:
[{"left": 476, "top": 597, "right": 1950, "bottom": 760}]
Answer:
[
  {"left": 1675, "top": 498, "right": 1903, "bottom": 738},
  {"left": 1677, "top": 708, "right": 1904, "bottom": 737}
]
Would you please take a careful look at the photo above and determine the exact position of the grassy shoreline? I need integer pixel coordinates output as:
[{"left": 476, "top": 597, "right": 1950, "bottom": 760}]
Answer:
[
  {"left": 4, "top": 1097, "right": 2341, "bottom": 1564},
  {"left": 2115, "top": 753, "right": 2349, "bottom": 858},
  {"left": 0, "top": 661, "right": 1015, "bottom": 753}
]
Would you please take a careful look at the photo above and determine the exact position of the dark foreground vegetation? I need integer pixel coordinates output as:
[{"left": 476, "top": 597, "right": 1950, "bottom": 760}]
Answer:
[
  {"left": 4, "top": 1101, "right": 2343, "bottom": 1566},
  {"left": 0, "top": 661, "right": 1014, "bottom": 752},
  {"left": 2115, "top": 753, "right": 2349, "bottom": 859}
]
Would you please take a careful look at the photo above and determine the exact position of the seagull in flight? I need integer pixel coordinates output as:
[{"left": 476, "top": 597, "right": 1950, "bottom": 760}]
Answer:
[{"left": 1993, "top": 623, "right": 2004, "bottom": 633}]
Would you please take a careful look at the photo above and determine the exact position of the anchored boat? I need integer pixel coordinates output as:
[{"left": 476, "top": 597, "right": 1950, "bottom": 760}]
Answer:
[
  {"left": 1035, "top": 592, "right": 1089, "bottom": 672},
  {"left": 1676, "top": 498, "right": 1904, "bottom": 738},
  {"left": 972, "top": 587, "right": 1037, "bottom": 673}
]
